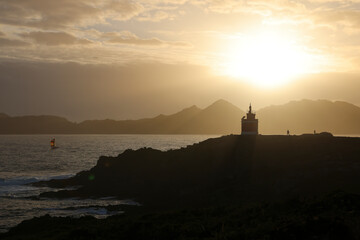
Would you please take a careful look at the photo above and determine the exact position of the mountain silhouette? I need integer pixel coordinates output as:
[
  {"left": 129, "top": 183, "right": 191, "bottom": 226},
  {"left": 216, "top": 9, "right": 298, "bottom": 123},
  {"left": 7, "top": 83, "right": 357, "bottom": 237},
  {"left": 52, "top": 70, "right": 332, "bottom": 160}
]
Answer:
[
  {"left": 79, "top": 104, "right": 203, "bottom": 134},
  {"left": 258, "top": 99, "right": 360, "bottom": 134},
  {"left": 174, "top": 99, "right": 244, "bottom": 134},
  {"left": 0, "top": 115, "right": 76, "bottom": 134},
  {"left": 77, "top": 99, "right": 244, "bottom": 134},
  {"left": 0, "top": 113, "right": 9, "bottom": 119},
  {"left": 0, "top": 99, "right": 359, "bottom": 134}
]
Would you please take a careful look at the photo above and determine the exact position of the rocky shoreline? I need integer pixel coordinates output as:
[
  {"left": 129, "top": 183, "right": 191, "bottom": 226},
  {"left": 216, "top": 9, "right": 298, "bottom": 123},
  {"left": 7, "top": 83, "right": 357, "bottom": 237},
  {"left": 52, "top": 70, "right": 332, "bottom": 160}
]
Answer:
[
  {"left": 2, "top": 191, "right": 360, "bottom": 239},
  {"left": 2, "top": 133, "right": 360, "bottom": 239},
  {"left": 34, "top": 133, "right": 360, "bottom": 207}
]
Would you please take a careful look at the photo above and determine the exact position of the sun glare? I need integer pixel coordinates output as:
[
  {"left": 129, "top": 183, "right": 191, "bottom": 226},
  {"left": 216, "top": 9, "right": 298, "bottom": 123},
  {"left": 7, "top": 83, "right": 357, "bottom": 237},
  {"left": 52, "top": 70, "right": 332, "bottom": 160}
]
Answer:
[{"left": 222, "top": 32, "right": 311, "bottom": 87}]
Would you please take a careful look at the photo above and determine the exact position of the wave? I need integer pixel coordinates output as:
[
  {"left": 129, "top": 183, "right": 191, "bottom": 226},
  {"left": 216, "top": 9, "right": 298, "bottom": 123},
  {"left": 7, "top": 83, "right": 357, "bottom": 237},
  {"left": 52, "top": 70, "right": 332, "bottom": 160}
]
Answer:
[{"left": 0, "top": 174, "right": 74, "bottom": 187}]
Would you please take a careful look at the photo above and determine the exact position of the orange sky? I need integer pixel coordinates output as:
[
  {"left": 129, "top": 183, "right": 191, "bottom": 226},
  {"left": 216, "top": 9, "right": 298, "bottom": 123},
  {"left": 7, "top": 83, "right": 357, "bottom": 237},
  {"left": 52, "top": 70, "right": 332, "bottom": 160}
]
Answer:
[{"left": 1, "top": 0, "right": 360, "bottom": 120}]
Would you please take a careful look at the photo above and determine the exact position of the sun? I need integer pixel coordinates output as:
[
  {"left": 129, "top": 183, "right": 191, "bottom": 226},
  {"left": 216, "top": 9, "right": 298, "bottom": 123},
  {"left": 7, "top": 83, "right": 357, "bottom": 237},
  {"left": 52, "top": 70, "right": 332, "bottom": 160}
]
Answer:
[{"left": 221, "top": 31, "right": 311, "bottom": 87}]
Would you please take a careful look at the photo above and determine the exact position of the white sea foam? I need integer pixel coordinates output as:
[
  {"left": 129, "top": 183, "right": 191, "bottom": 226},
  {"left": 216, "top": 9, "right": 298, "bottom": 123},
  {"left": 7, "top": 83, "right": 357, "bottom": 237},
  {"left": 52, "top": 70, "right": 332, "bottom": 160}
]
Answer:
[{"left": 0, "top": 174, "right": 75, "bottom": 187}]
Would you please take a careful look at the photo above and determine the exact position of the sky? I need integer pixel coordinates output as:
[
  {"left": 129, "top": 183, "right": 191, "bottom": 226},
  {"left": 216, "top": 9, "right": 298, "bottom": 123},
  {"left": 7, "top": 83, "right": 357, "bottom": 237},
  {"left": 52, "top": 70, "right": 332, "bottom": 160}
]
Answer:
[{"left": 1, "top": 0, "right": 360, "bottom": 121}]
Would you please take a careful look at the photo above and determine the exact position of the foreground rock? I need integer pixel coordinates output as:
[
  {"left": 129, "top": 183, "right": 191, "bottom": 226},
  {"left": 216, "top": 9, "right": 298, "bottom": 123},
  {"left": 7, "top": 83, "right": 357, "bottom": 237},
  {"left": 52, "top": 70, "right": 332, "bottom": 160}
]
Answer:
[
  {"left": 1, "top": 192, "right": 360, "bottom": 240},
  {"left": 34, "top": 133, "right": 360, "bottom": 208},
  {"left": 3, "top": 134, "right": 360, "bottom": 239}
]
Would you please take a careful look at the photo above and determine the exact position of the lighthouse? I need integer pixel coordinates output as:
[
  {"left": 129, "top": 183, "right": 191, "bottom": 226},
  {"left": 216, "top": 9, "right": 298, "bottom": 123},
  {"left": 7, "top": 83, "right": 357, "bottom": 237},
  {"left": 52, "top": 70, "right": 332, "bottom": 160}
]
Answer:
[{"left": 241, "top": 104, "right": 258, "bottom": 135}]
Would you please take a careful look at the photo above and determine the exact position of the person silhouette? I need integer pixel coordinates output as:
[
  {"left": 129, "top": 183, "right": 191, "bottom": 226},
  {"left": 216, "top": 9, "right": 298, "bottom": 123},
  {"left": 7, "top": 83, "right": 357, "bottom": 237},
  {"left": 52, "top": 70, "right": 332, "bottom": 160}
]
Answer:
[{"left": 287, "top": 130, "right": 290, "bottom": 136}]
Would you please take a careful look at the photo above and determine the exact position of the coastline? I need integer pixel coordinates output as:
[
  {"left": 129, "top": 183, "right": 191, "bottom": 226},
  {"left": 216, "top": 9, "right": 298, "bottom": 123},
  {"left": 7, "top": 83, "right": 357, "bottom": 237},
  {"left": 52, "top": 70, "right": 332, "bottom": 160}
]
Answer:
[
  {"left": 2, "top": 133, "right": 360, "bottom": 239},
  {"left": 34, "top": 134, "right": 360, "bottom": 205}
]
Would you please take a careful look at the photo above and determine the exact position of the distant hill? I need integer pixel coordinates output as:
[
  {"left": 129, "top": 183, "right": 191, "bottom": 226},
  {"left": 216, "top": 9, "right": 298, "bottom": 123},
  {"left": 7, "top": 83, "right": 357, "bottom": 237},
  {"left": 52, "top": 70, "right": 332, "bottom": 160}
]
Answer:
[
  {"left": 0, "top": 99, "right": 359, "bottom": 134},
  {"left": 77, "top": 99, "right": 244, "bottom": 134},
  {"left": 258, "top": 100, "right": 360, "bottom": 134},
  {"left": 0, "top": 113, "right": 9, "bottom": 119},
  {"left": 0, "top": 115, "right": 76, "bottom": 134},
  {"left": 174, "top": 99, "right": 244, "bottom": 134}
]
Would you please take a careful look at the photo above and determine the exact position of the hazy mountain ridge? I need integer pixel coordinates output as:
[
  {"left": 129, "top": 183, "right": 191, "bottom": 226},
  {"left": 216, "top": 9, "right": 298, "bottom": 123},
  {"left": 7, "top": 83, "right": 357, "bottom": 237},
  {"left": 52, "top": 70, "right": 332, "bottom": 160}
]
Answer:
[
  {"left": 173, "top": 99, "right": 244, "bottom": 134},
  {"left": 0, "top": 115, "right": 76, "bottom": 134},
  {"left": 0, "top": 99, "right": 360, "bottom": 134},
  {"left": 0, "top": 113, "right": 9, "bottom": 118},
  {"left": 257, "top": 99, "right": 360, "bottom": 134}
]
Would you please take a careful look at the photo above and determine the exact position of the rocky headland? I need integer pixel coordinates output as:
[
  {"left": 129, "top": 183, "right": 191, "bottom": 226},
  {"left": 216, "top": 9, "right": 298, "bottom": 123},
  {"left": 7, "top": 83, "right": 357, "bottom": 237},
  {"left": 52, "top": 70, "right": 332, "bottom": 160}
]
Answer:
[
  {"left": 34, "top": 133, "right": 360, "bottom": 208},
  {"left": 3, "top": 133, "right": 360, "bottom": 239}
]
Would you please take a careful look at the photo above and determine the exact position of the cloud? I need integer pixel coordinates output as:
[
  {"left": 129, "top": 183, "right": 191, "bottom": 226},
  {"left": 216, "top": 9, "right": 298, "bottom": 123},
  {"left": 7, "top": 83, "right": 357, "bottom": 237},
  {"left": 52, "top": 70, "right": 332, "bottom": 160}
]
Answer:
[
  {"left": 106, "top": 0, "right": 145, "bottom": 21},
  {"left": 137, "top": 11, "right": 175, "bottom": 22},
  {"left": 193, "top": 0, "right": 305, "bottom": 15},
  {"left": 0, "top": 37, "right": 30, "bottom": 47},
  {"left": 0, "top": 31, "right": 30, "bottom": 47},
  {"left": 140, "top": 0, "right": 189, "bottom": 4},
  {"left": 2, "top": 0, "right": 360, "bottom": 73},
  {"left": 0, "top": 0, "right": 144, "bottom": 29},
  {"left": 101, "top": 31, "right": 192, "bottom": 47},
  {"left": 20, "top": 31, "right": 93, "bottom": 46},
  {"left": 312, "top": 9, "right": 360, "bottom": 29}
]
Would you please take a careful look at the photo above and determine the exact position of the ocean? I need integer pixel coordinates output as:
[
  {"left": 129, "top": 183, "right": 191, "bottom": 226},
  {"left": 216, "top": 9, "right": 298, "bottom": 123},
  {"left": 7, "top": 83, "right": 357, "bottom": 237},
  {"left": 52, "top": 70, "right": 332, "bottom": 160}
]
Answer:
[{"left": 0, "top": 134, "right": 218, "bottom": 232}]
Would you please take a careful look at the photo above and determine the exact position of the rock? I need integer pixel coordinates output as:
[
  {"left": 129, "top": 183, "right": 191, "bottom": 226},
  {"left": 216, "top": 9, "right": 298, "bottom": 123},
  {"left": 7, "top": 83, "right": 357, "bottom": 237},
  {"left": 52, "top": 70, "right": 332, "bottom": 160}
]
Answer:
[{"left": 34, "top": 134, "right": 360, "bottom": 209}]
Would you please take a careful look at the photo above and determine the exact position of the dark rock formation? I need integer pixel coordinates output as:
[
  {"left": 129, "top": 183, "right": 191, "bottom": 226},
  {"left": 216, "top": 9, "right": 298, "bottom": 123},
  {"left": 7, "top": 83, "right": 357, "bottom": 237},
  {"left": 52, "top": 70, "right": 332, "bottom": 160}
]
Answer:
[
  {"left": 2, "top": 192, "right": 360, "bottom": 240},
  {"left": 3, "top": 134, "right": 360, "bottom": 239},
  {"left": 35, "top": 134, "right": 360, "bottom": 209}
]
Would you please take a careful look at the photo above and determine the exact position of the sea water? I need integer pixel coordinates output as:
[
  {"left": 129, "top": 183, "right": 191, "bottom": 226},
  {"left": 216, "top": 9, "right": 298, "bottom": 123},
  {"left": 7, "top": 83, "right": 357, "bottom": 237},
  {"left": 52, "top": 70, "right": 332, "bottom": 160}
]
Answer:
[{"left": 0, "top": 134, "right": 218, "bottom": 232}]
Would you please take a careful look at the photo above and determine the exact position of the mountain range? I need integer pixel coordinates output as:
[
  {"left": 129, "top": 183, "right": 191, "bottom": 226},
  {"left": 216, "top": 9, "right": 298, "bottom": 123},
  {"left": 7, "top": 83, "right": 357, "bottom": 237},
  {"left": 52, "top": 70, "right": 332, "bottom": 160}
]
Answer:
[{"left": 0, "top": 99, "right": 359, "bottom": 134}]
